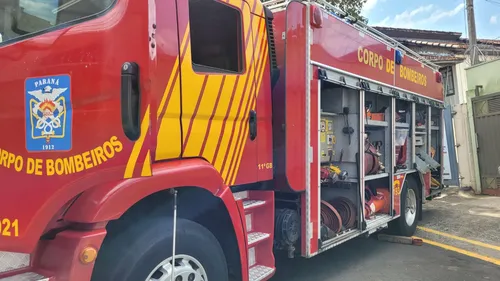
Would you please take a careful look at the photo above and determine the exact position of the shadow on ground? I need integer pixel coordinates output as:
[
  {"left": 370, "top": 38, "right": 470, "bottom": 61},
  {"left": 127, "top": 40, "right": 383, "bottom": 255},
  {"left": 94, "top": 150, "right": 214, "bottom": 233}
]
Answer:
[{"left": 271, "top": 232, "right": 499, "bottom": 281}]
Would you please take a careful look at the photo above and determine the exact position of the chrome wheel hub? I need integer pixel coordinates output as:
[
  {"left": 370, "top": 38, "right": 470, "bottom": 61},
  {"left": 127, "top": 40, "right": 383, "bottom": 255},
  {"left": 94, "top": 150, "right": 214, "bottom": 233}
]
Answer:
[
  {"left": 405, "top": 188, "right": 417, "bottom": 226},
  {"left": 146, "top": 254, "right": 208, "bottom": 281}
]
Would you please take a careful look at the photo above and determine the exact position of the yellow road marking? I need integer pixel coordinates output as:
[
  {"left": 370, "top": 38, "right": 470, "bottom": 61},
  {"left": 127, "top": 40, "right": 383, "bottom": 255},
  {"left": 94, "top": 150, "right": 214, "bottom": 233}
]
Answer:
[
  {"left": 413, "top": 236, "right": 500, "bottom": 266},
  {"left": 417, "top": 226, "right": 500, "bottom": 252}
]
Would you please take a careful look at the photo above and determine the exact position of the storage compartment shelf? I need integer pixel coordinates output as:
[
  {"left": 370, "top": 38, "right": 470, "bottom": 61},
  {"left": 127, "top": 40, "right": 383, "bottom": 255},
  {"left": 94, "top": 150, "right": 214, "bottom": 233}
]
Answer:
[
  {"left": 320, "top": 111, "right": 339, "bottom": 117},
  {"left": 365, "top": 120, "right": 388, "bottom": 127},
  {"left": 396, "top": 122, "right": 410, "bottom": 128},
  {"left": 431, "top": 126, "right": 439, "bottom": 130},
  {"left": 365, "top": 173, "right": 389, "bottom": 181},
  {"left": 415, "top": 125, "right": 426, "bottom": 130}
]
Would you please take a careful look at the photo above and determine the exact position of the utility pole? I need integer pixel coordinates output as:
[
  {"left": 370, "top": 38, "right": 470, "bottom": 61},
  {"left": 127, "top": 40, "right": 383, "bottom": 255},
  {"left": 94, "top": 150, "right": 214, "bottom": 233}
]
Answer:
[{"left": 466, "top": 0, "right": 480, "bottom": 65}]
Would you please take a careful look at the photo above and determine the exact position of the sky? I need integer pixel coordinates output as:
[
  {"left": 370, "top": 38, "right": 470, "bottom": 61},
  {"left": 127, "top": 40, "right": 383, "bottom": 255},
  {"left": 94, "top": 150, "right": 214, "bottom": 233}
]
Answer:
[{"left": 362, "top": 0, "right": 500, "bottom": 39}]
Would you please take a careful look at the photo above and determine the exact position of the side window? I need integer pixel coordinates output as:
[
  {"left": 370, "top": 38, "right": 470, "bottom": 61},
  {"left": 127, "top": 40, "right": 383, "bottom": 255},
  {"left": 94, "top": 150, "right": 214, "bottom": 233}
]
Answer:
[
  {"left": 188, "top": 0, "right": 244, "bottom": 74},
  {"left": 0, "top": 0, "right": 114, "bottom": 44}
]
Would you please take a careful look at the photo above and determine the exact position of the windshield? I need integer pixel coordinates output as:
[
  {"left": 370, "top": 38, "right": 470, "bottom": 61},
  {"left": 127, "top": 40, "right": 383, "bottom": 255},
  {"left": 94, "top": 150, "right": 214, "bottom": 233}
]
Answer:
[{"left": 0, "top": 0, "right": 114, "bottom": 44}]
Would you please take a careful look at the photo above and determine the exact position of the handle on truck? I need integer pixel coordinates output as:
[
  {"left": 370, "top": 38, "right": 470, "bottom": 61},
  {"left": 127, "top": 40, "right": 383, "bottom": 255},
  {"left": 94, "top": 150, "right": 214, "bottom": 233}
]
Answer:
[
  {"left": 121, "top": 62, "right": 141, "bottom": 141},
  {"left": 249, "top": 110, "right": 257, "bottom": 141}
]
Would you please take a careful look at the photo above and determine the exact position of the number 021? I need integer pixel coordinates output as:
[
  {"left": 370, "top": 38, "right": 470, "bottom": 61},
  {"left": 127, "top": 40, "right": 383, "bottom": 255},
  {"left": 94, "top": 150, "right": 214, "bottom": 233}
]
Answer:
[{"left": 1, "top": 219, "right": 19, "bottom": 237}]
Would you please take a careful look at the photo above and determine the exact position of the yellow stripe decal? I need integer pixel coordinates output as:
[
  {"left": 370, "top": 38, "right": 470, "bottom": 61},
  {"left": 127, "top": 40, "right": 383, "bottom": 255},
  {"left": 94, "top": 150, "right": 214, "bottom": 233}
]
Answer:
[
  {"left": 157, "top": 27, "right": 190, "bottom": 120},
  {"left": 141, "top": 150, "right": 152, "bottom": 176},
  {"left": 229, "top": 22, "right": 268, "bottom": 184},
  {"left": 124, "top": 105, "right": 151, "bottom": 178}
]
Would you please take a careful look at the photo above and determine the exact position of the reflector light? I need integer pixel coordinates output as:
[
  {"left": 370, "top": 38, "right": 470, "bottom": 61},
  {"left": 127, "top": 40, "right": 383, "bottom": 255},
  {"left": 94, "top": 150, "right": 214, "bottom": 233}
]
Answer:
[
  {"left": 435, "top": 72, "right": 443, "bottom": 83},
  {"left": 311, "top": 5, "right": 323, "bottom": 28},
  {"left": 395, "top": 50, "right": 404, "bottom": 65}
]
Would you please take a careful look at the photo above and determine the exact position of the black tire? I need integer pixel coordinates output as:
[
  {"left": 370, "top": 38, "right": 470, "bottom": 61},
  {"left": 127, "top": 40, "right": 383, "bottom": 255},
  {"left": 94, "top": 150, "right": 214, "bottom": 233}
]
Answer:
[
  {"left": 388, "top": 177, "right": 420, "bottom": 237},
  {"left": 91, "top": 217, "right": 228, "bottom": 281}
]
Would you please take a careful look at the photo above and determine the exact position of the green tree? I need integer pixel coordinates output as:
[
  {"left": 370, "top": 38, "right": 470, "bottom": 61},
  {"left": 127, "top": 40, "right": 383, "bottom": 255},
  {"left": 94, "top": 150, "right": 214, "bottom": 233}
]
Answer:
[
  {"left": 327, "top": 0, "right": 368, "bottom": 23},
  {"left": 263, "top": 0, "right": 368, "bottom": 23}
]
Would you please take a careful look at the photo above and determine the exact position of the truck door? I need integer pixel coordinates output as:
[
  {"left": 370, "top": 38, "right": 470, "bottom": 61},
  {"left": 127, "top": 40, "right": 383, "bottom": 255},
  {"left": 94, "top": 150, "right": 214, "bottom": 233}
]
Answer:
[
  {"left": 176, "top": 0, "right": 259, "bottom": 186},
  {"left": 153, "top": 0, "right": 183, "bottom": 164}
]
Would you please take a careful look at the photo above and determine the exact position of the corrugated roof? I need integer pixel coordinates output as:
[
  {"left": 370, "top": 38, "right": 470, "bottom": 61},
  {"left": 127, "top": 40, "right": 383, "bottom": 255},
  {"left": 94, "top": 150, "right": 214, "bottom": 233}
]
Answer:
[{"left": 372, "top": 27, "right": 500, "bottom": 48}]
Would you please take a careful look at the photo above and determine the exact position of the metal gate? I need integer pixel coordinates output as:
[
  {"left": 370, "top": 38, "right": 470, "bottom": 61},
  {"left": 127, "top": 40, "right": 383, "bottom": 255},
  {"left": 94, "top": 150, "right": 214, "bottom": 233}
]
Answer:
[{"left": 472, "top": 93, "right": 500, "bottom": 195}]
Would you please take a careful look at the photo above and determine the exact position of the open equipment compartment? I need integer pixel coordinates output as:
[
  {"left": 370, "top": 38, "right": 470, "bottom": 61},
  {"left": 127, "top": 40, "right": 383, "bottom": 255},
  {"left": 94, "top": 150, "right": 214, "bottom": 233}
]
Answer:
[
  {"left": 395, "top": 98, "right": 412, "bottom": 172},
  {"left": 362, "top": 87, "right": 394, "bottom": 231},
  {"left": 414, "top": 103, "right": 429, "bottom": 151},
  {"left": 318, "top": 80, "right": 362, "bottom": 243},
  {"left": 430, "top": 106, "right": 443, "bottom": 189}
]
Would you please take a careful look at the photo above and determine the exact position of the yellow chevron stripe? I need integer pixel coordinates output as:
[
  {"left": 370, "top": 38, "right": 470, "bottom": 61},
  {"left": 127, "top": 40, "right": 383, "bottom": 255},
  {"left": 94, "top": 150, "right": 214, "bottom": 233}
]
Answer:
[
  {"left": 253, "top": 0, "right": 265, "bottom": 17},
  {"left": 200, "top": 75, "right": 237, "bottom": 162},
  {"left": 183, "top": 75, "right": 225, "bottom": 156},
  {"left": 156, "top": 27, "right": 189, "bottom": 120},
  {"left": 155, "top": 26, "right": 190, "bottom": 161},
  {"left": 124, "top": 105, "right": 151, "bottom": 179},
  {"left": 229, "top": 22, "right": 269, "bottom": 184},
  {"left": 141, "top": 150, "right": 152, "bottom": 176},
  {"left": 208, "top": 4, "right": 256, "bottom": 179},
  {"left": 219, "top": 27, "right": 259, "bottom": 180}
]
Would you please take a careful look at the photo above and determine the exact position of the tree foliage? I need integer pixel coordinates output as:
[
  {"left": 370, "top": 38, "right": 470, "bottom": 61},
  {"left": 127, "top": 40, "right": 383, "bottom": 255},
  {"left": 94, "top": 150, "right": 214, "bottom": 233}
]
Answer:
[
  {"left": 262, "top": 0, "right": 368, "bottom": 23},
  {"left": 326, "top": 0, "right": 368, "bottom": 23}
]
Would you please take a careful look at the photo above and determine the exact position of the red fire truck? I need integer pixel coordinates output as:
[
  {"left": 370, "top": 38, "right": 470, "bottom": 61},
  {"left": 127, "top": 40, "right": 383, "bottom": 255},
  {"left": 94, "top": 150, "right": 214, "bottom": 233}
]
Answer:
[{"left": 0, "top": 0, "right": 445, "bottom": 280}]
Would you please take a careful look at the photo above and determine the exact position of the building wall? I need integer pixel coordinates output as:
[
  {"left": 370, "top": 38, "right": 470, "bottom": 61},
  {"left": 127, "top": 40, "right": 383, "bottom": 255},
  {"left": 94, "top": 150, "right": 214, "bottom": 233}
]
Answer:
[
  {"left": 441, "top": 62, "right": 476, "bottom": 189},
  {"left": 465, "top": 58, "right": 500, "bottom": 193},
  {"left": 466, "top": 59, "right": 500, "bottom": 95}
]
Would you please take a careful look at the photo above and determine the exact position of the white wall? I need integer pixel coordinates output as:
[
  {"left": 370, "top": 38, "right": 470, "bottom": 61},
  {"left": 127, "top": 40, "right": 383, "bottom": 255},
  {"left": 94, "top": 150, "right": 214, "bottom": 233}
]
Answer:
[{"left": 444, "top": 62, "right": 476, "bottom": 189}]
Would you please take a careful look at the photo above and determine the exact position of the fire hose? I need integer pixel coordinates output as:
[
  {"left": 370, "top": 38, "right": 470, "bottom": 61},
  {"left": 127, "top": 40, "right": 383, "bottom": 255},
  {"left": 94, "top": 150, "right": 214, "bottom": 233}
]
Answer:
[
  {"left": 330, "top": 197, "right": 357, "bottom": 229},
  {"left": 320, "top": 200, "right": 342, "bottom": 234}
]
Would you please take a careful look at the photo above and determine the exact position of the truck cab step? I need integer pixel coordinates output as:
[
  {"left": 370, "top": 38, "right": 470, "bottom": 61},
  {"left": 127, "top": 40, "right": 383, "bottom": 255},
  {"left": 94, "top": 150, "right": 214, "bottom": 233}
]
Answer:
[
  {"left": 249, "top": 265, "right": 275, "bottom": 281},
  {"left": 0, "top": 272, "right": 49, "bottom": 281},
  {"left": 247, "top": 232, "right": 270, "bottom": 246},
  {"left": 243, "top": 199, "right": 266, "bottom": 210}
]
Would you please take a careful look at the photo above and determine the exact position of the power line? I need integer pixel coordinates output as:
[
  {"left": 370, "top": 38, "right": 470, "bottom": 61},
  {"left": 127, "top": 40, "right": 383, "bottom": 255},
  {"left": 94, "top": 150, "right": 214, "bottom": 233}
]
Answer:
[{"left": 485, "top": 0, "right": 500, "bottom": 5}]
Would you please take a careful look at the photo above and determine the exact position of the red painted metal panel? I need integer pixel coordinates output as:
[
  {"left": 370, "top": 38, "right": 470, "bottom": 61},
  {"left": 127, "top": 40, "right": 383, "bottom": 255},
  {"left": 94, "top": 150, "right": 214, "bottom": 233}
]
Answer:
[
  {"left": 395, "top": 56, "right": 444, "bottom": 101},
  {"left": 311, "top": 14, "right": 395, "bottom": 86},
  {"left": 285, "top": 2, "right": 308, "bottom": 192},
  {"left": 309, "top": 8, "right": 443, "bottom": 101},
  {"left": 0, "top": 0, "right": 153, "bottom": 253}
]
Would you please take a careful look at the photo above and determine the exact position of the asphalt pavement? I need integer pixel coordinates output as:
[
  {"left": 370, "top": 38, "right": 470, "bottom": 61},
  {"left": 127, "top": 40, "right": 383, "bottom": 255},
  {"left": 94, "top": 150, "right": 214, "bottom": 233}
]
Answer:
[{"left": 271, "top": 187, "right": 500, "bottom": 281}]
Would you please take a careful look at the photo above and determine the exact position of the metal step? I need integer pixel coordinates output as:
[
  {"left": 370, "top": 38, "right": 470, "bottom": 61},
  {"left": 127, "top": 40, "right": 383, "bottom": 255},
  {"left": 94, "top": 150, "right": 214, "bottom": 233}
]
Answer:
[
  {"left": 233, "top": 191, "right": 249, "bottom": 201},
  {"left": 0, "top": 272, "right": 49, "bottom": 281},
  {"left": 365, "top": 214, "right": 392, "bottom": 234},
  {"left": 249, "top": 265, "right": 275, "bottom": 281},
  {"left": 248, "top": 232, "right": 270, "bottom": 246},
  {"left": 243, "top": 200, "right": 266, "bottom": 210}
]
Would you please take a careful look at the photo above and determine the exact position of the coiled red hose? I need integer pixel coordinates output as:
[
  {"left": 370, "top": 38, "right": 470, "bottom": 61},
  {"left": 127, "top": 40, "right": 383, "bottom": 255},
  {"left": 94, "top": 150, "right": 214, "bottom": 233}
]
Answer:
[
  {"left": 331, "top": 197, "right": 357, "bottom": 229},
  {"left": 321, "top": 200, "right": 342, "bottom": 233}
]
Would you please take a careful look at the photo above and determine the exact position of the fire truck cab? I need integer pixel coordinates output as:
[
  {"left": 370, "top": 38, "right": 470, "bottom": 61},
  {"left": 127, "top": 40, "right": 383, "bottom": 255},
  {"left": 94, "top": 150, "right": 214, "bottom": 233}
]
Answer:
[{"left": 0, "top": 0, "right": 445, "bottom": 281}]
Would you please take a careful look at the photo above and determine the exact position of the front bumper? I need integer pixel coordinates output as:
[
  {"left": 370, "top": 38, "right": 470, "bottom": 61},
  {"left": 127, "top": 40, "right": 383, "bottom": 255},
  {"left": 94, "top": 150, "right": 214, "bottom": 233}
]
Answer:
[{"left": 0, "top": 228, "right": 106, "bottom": 281}]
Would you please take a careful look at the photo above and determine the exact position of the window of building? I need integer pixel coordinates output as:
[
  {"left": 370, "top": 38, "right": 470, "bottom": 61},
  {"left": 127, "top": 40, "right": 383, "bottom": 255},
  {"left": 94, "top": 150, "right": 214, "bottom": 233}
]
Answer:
[
  {"left": 188, "top": 0, "right": 244, "bottom": 74},
  {"left": 440, "top": 66, "right": 455, "bottom": 96},
  {"left": 0, "top": 0, "right": 114, "bottom": 45}
]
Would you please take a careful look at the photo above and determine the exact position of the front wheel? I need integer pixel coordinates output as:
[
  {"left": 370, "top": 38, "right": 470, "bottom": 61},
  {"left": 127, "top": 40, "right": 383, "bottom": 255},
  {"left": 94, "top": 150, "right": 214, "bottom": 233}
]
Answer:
[
  {"left": 91, "top": 217, "right": 229, "bottom": 281},
  {"left": 389, "top": 178, "right": 419, "bottom": 236}
]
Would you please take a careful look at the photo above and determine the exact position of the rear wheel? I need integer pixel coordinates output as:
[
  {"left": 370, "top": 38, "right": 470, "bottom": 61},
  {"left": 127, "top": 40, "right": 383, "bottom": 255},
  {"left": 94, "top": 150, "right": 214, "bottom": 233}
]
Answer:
[
  {"left": 91, "top": 217, "right": 228, "bottom": 281},
  {"left": 389, "top": 178, "right": 419, "bottom": 236}
]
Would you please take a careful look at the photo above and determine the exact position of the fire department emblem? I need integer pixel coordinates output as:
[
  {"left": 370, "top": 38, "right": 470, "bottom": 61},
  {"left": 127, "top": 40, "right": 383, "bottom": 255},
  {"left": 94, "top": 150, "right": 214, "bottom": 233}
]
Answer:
[{"left": 25, "top": 75, "right": 72, "bottom": 152}]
